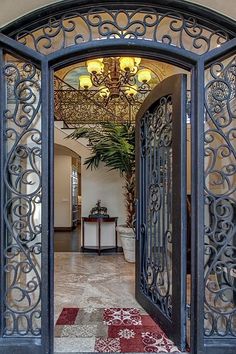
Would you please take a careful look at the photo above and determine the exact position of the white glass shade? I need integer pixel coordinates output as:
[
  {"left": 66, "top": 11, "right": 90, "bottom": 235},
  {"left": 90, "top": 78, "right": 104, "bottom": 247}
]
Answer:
[
  {"left": 137, "top": 68, "right": 152, "bottom": 83},
  {"left": 87, "top": 59, "right": 104, "bottom": 74},
  {"left": 119, "top": 57, "right": 135, "bottom": 72},
  {"left": 79, "top": 75, "right": 92, "bottom": 89},
  {"left": 125, "top": 85, "right": 138, "bottom": 96}
]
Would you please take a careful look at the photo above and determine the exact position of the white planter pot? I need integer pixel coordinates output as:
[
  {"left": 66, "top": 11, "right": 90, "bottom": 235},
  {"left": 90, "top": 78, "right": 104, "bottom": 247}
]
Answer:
[{"left": 116, "top": 226, "right": 135, "bottom": 263}]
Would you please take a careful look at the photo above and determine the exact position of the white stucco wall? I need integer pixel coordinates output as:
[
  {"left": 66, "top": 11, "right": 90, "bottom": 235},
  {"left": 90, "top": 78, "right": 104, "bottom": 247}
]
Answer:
[
  {"left": 54, "top": 154, "right": 72, "bottom": 228},
  {"left": 0, "top": 0, "right": 235, "bottom": 28}
]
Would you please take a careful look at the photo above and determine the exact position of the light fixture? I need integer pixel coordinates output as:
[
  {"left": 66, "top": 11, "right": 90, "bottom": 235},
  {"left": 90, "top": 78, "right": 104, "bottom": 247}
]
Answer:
[
  {"left": 78, "top": 57, "right": 154, "bottom": 105},
  {"left": 99, "top": 86, "right": 110, "bottom": 98},
  {"left": 87, "top": 59, "right": 104, "bottom": 74},
  {"left": 125, "top": 85, "right": 138, "bottom": 96},
  {"left": 79, "top": 75, "right": 92, "bottom": 89},
  {"left": 134, "top": 57, "right": 141, "bottom": 66},
  {"left": 119, "top": 57, "right": 135, "bottom": 72},
  {"left": 138, "top": 68, "right": 152, "bottom": 83}
]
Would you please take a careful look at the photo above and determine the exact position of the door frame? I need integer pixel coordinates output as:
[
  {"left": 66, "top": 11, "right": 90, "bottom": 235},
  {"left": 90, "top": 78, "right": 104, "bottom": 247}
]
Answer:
[
  {"left": 47, "top": 40, "right": 199, "bottom": 354},
  {"left": 0, "top": 8, "right": 236, "bottom": 352}
]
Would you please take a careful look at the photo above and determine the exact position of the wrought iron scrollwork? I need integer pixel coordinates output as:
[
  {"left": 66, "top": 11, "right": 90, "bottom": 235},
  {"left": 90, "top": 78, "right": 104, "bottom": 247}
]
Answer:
[
  {"left": 3, "top": 57, "right": 42, "bottom": 336},
  {"left": 204, "top": 56, "right": 236, "bottom": 337},
  {"left": 54, "top": 75, "right": 150, "bottom": 127},
  {"left": 14, "top": 8, "right": 230, "bottom": 55},
  {"left": 140, "top": 95, "right": 173, "bottom": 319}
]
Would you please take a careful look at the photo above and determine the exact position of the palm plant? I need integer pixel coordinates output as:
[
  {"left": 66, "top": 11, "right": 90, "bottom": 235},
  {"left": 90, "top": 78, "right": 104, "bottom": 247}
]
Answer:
[{"left": 68, "top": 122, "right": 135, "bottom": 228}]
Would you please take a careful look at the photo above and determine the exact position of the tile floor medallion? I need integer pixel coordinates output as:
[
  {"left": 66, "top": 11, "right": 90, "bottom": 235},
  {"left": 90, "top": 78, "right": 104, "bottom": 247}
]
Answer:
[{"left": 55, "top": 307, "right": 181, "bottom": 353}]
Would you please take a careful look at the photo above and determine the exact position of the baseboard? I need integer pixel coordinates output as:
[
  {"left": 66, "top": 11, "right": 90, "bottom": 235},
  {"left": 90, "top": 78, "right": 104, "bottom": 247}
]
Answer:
[{"left": 54, "top": 227, "right": 74, "bottom": 232}]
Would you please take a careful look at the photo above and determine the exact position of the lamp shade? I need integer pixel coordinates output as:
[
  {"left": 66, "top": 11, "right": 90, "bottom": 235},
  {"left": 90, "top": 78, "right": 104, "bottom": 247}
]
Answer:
[
  {"left": 79, "top": 75, "right": 92, "bottom": 89},
  {"left": 119, "top": 57, "right": 135, "bottom": 72},
  {"left": 125, "top": 85, "right": 138, "bottom": 96},
  {"left": 137, "top": 68, "right": 152, "bottom": 83},
  {"left": 134, "top": 57, "right": 141, "bottom": 66},
  {"left": 87, "top": 59, "right": 104, "bottom": 74}
]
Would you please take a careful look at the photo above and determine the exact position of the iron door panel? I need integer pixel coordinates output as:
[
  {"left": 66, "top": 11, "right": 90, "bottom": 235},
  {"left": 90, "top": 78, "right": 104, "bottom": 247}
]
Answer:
[
  {"left": 135, "top": 74, "right": 187, "bottom": 351},
  {"left": 0, "top": 34, "right": 52, "bottom": 354},
  {"left": 199, "top": 43, "right": 236, "bottom": 354}
]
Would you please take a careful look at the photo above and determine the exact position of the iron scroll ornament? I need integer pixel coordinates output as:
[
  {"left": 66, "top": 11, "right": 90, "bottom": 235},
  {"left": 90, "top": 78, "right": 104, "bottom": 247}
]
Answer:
[
  {"left": 204, "top": 57, "right": 236, "bottom": 337},
  {"left": 12, "top": 7, "right": 231, "bottom": 55},
  {"left": 140, "top": 94, "right": 173, "bottom": 320},
  {"left": 3, "top": 59, "right": 42, "bottom": 336}
]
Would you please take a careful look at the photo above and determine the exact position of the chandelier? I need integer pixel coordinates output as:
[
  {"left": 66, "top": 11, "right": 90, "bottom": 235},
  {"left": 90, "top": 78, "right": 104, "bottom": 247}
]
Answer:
[{"left": 78, "top": 57, "right": 152, "bottom": 104}]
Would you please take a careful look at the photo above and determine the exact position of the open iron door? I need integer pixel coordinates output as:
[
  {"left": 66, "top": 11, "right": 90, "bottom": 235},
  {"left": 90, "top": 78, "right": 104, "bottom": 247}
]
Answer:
[
  {"left": 135, "top": 74, "right": 187, "bottom": 351},
  {"left": 0, "top": 34, "right": 52, "bottom": 353}
]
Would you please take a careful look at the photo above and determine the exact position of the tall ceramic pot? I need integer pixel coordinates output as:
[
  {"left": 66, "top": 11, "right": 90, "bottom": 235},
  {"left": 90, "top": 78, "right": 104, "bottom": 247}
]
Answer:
[{"left": 116, "top": 225, "right": 135, "bottom": 263}]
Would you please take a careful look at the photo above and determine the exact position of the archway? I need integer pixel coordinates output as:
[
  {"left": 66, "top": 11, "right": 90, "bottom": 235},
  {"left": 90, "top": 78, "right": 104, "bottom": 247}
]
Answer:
[{"left": 0, "top": 1, "right": 235, "bottom": 354}]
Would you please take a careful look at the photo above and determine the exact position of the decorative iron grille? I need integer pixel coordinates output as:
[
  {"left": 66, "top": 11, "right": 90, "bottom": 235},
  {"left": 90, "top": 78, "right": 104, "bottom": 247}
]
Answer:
[
  {"left": 204, "top": 55, "right": 236, "bottom": 338},
  {"left": 3, "top": 54, "right": 42, "bottom": 337},
  {"left": 12, "top": 8, "right": 231, "bottom": 55},
  {"left": 140, "top": 95, "right": 173, "bottom": 319}
]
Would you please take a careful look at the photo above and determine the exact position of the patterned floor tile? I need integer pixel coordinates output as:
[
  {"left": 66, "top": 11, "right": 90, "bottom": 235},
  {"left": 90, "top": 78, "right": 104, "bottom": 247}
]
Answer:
[
  {"left": 95, "top": 337, "right": 121, "bottom": 352},
  {"left": 56, "top": 308, "right": 79, "bottom": 325},
  {"left": 54, "top": 337, "right": 96, "bottom": 352},
  {"left": 75, "top": 308, "right": 103, "bottom": 325},
  {"left": 55, "top": 307, "right": 183, "bottom": 353},
  {"left": 103, "top": 308, "right": 142, "bottom": 326},
  {"left": 108, "top": 324, "right": 158, "bottom": 339},
  {"left": 142, "top": 331, "right": 181, "bottom": 352},
  {"left": 60, "top": 324, "right": 107, "bottom": 338}
]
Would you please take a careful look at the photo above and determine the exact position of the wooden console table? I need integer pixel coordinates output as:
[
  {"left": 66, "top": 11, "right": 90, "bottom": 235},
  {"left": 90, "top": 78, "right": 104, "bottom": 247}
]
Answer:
[{"left": 82, "top": 217, "right": 118, "bottom": 255}]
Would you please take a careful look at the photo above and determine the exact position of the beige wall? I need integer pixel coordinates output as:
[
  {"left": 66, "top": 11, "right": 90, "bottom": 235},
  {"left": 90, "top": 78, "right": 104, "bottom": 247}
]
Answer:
[
  {"left": 0, "top": 0, "right": 235, "bottom": 28},
  {"left": 54, "top": 154, "right": 72, "bottom": 228}
]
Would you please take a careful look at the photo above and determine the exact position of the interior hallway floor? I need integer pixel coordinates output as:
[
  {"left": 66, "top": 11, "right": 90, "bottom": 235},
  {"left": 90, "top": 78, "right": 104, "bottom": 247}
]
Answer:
[
  {"left": 54, "top": 253, "right": 182, "bottom": 353},
  {"left": 54, "top": 227, "right": 81, "bottom": 252},
  {"left": 54, "top": 253, "right": 141, "bottom": 353}
]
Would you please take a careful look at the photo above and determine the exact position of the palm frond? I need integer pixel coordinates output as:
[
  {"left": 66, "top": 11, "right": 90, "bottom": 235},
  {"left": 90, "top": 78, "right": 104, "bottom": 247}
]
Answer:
[{"left": 68, "top": 122, "right": 135, "bottom": 176}]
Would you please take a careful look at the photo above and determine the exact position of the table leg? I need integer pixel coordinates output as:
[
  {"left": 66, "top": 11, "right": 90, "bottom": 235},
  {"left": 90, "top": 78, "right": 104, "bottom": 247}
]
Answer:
[
  {"left": 115, "top": 218, "right": 118, "bottom": 252},
  {"left": 98, "top": 220, "right": 101, "bottom": 256}
]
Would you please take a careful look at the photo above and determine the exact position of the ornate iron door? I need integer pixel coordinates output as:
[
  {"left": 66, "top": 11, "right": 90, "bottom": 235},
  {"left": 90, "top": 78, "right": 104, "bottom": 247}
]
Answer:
[
  {"left": 0, "top": 34, "right": 52, "bottom": 354},
  {"left": 136, "top": 74, "right": 187, "bottom": 351},
  {"left": 191, "top": 40, "right": 236, "bottom": 354}
]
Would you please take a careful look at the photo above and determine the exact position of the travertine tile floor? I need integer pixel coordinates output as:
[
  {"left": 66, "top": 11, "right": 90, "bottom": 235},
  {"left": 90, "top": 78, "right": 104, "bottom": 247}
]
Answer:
[{"left": 54, "top": 253, "right": 142, "bottom": 353}]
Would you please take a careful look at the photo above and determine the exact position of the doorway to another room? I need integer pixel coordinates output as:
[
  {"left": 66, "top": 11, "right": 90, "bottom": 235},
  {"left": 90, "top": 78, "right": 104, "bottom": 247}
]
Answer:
[
  {"left": 53, "top": 56, "right": 191, "bottom": 353},
  {"left": 54, "top": 144, "right": 82, "bottom": 252}
]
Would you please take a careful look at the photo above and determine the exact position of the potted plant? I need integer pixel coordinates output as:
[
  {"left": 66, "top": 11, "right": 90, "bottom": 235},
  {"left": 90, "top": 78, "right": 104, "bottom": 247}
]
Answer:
[{"left": 68, "top": 121, "right": 136, "bottom": 262}]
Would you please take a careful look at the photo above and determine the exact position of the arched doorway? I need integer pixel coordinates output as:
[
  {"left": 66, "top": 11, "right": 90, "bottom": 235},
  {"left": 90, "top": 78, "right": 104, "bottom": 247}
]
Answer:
[{"left": 0, "top": 1, "right": 235, "bottom": 353}]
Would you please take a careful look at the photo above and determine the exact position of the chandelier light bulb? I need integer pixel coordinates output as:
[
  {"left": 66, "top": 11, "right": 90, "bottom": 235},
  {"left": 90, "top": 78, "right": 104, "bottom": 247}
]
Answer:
[
  {"left": 79, "top": 75, "right": 92, "bottom": 89},
  {"left": 119, "top": 57, "right": 135, "bottom": 72},
  {"left": 137, "top": 68, "right": 152, "bottom": 83},
  {"left": 87, "top": 59, "right": 104, "bottom": 74}
]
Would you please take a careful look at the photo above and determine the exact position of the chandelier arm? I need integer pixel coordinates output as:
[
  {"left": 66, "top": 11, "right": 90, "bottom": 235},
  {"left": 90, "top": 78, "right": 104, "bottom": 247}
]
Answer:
[{"left": 91, "top": 73, "right": 108, "bottom": 87}]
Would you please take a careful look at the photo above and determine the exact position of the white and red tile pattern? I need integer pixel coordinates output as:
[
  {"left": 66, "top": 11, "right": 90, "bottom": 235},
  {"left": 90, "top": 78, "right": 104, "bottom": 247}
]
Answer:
[
  {"left": 103, "top": 308, "right": 142, "bottom": 326},
  {"left": 55, "top": 307, "right": 182, "bottom": 353}
]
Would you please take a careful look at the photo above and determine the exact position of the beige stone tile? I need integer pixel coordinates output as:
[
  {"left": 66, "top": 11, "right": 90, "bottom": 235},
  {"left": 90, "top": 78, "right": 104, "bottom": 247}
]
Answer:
[{"left": 54, "top": 337, "right": 95, "bottom": 352}]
